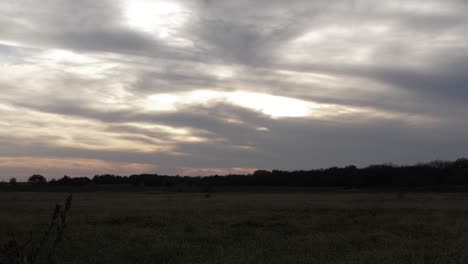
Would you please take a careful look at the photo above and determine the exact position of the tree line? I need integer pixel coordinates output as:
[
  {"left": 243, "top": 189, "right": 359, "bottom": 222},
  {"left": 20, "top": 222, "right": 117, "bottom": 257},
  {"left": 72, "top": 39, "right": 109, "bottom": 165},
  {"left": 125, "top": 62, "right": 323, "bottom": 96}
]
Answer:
[{"left": 7, "top": 158, "right": 468, "bottom": 188}]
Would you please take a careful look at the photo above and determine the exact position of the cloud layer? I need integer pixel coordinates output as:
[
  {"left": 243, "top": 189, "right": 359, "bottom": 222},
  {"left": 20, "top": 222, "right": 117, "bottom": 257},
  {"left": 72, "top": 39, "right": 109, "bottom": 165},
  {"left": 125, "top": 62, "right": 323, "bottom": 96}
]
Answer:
[{"left": 1, "top": 0, "right": 468, "bottom": 179}]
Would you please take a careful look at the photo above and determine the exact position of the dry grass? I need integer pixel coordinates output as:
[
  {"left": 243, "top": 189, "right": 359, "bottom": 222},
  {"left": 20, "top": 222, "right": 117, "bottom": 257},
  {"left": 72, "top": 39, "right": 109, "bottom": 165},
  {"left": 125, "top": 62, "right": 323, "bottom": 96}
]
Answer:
[
  {"left": 0, "top": 194, "right": 72, "bottom": 264},
  {"left": 1, "top": 192, "right": 468, "bottom": 263}
]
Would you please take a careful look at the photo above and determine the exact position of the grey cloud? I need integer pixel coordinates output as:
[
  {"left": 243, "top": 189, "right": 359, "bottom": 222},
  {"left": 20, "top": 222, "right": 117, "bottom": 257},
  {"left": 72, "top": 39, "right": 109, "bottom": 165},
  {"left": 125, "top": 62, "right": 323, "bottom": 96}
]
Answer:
[
  {"left": 130, "top": 67, "right": 225, "bottom": 94},
  {"left": 1, "top": 0, "right": 468, "bottom": 177},
  {"left": 188, "top": 19, "right": 273, "bottom": 65},
  {"left": 173, "top": 114, "right": 468, "bottom": 170},
  {"left": 53, "top": 29, "right": 157, "bottom": 54},
  {"left": 2, "top": 111, "right": 466, "bottom": 174},
  {"left": 369, "top": 63, "right": 468, "bottom": 103},
  {"left": 0, "top": 0, "right": 194, "bottom": 59},
  {"left": 13, "top": 100, "right": 267, "bottom": 138}
]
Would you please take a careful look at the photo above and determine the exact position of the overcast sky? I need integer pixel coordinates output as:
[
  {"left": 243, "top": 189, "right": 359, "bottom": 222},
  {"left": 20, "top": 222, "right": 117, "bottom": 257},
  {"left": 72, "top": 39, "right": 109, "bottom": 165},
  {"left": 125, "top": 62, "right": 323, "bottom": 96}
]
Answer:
[{"left": 1, "top": 0, "right": 468, "bottom": 179}]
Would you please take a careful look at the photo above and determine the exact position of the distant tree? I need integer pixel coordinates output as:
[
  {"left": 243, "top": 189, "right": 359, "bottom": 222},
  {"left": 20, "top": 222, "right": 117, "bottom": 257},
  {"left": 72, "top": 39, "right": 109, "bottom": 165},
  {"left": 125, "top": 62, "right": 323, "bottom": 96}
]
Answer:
[
  {"left": 253, "top": 170, "right": 270, "bottom": 177},
  {"left": 455, "top": 158, "right": 468, "bottom": 168},
  {"left": 55, "top": 175, "right": 71, "bottom": 185},
  {"left": 93, "top": 174, "right": 129, "bottom": 184},
  {"left": 28, "top": 174, "right": 47, "bottom": 184},
  {"left": 9, "top": 177, "right": 17, "bottom": 185}
]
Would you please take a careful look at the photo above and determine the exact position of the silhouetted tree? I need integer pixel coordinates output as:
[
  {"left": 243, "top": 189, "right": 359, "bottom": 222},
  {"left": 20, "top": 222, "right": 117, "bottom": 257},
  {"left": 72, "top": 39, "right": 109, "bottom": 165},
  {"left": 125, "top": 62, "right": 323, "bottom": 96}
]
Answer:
[
  {"left": 9, "top": 177, "right": 17, "bottom": 185},
  {"left": 28, "top": 174, "right": 47, "bottom": 184},
  {"left": 19, "top": 158, "right": 468, "bottom": 189},
  {"left": 93, "top": 174, "right": 129, "bottom": 184},
  {"left": 54, "top": 175, "right": 71, "bottom": 185}
]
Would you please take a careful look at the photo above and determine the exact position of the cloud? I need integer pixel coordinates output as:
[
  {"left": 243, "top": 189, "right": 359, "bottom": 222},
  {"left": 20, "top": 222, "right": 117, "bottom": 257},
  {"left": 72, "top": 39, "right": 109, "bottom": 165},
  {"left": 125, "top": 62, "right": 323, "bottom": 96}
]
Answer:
[
  {"left": 178, "top": 167, "right": 257, "bottom": 176},
  {"left": 0, "top": 157, "right": 156, "bottom": 180},
  {"left": 0, "top": 0, "right": 467, "bottom": 178}
]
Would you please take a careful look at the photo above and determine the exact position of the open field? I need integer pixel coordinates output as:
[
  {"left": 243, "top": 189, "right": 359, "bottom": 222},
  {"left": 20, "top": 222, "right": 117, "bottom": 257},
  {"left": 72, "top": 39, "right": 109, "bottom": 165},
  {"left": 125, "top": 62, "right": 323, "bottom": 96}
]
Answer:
[{"left": 2, "top": 191, "right": 468, "bottom": 263}]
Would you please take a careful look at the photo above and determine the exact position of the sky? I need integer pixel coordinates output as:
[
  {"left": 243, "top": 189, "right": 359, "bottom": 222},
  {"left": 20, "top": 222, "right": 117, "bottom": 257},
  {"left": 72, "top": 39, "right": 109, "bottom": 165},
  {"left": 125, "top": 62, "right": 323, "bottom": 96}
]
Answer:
[{"left": 1, "top": 0, "right": 468, "bottom": 180}]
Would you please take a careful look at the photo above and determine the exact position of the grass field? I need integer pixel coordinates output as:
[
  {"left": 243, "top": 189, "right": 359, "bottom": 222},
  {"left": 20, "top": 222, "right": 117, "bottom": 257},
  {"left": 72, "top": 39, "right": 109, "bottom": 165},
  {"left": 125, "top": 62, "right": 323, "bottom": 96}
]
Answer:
[{"left": 1, "top": 191, "right": 468, "bottom": 263}]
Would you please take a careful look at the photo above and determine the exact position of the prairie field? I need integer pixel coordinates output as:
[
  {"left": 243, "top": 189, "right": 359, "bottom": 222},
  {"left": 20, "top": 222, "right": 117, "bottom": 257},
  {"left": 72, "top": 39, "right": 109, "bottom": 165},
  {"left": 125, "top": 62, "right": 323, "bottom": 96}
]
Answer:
[{"left": 1, "top": 191, "right": 468, "bottom": 263}]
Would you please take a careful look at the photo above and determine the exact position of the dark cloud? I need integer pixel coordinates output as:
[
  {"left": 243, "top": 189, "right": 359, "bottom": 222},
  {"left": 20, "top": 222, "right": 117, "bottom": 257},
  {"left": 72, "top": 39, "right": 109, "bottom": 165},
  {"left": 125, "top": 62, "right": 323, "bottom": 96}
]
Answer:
[{"left": 368, "top": 58, "right": 468, "bottom": 102}]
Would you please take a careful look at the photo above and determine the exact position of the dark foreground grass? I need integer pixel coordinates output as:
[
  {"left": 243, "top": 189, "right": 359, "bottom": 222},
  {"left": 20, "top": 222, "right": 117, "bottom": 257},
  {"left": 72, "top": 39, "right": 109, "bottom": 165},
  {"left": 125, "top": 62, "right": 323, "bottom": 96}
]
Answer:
[{"left": 1, "top": 191, "right": 468, "bottom": 263}]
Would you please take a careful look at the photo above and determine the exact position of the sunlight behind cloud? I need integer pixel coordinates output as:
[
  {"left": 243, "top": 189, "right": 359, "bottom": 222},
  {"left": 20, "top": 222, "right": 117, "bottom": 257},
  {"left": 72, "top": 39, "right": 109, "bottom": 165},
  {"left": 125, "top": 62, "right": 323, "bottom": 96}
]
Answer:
[
  {"left": 122, "top": 0, "right": 191, "bottom": 45},
  {"left": 145, "top": 89, "right": 435, "bottom": 123},
  {"left": 228, "top": 92, "right": 312, "bottom": 118},
  {"left": 146, "top": 90, "right": 338, "bottom": 118}
]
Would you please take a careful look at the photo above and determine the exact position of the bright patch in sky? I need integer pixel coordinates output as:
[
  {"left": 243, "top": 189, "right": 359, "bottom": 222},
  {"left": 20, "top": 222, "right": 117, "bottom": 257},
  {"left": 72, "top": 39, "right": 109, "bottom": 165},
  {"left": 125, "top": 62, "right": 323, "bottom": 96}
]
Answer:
[
  {"left": 229, "top": 92, "right": 312, "bottom": 118},
  {"left": 147, "top": 90, "right": 317, "bottom": 118},
  {"left": 146, "top": 90, "right": 406, "bottom": 121},
  {"left": 123, "top": 0, "right": 188, "bottom": 39}
]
